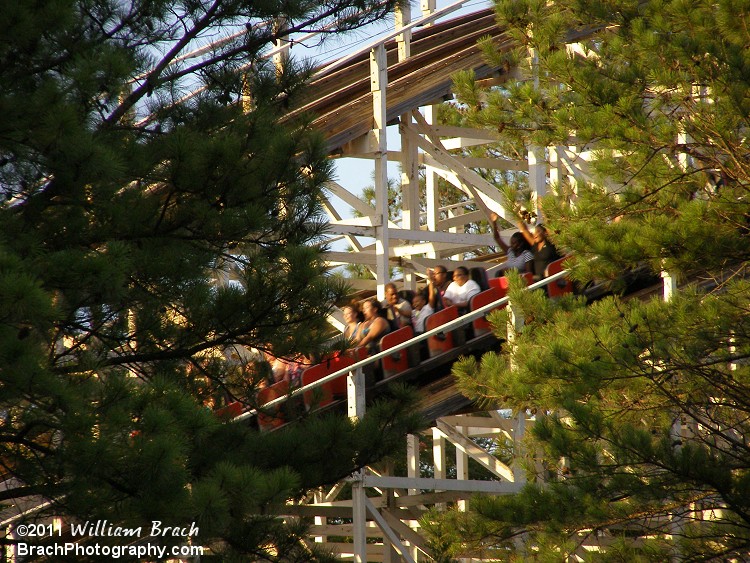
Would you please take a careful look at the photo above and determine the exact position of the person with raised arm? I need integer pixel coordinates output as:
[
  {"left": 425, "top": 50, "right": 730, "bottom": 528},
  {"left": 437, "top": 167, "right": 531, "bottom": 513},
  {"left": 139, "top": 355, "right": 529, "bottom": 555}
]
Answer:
[
  {"left": 516, "top": 214, "right": 560, "bottom": 281},
  {"left": 382, "top": 282, "right": 412, "bottom": 329},
  {"left": 490, "top": 212, "right": 534, "bottom": 274},
  {"left": 426, "top": 265, "right": 451, "bottom": 311}
]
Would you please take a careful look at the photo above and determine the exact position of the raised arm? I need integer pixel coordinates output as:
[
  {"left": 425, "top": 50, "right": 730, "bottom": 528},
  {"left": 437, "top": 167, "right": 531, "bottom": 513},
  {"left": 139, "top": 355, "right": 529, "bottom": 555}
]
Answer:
[
  {"left": 427, "top": 268, "right": 444, "bottom": 310},
  {"left": 489, "top": 212, "right": 509, "bottom": 253},
  {"left": 517, "top": 217, "right": 535, "bottom": 246}
]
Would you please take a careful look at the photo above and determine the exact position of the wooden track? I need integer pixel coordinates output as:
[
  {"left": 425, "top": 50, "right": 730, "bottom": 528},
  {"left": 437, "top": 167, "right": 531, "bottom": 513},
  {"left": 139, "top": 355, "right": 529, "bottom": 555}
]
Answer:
[
  {"left": 372, "top": 330, "right": 501, "bottom": 424},
  {"left": 288, "top": 8, "right": 513, "bottom": 153}
]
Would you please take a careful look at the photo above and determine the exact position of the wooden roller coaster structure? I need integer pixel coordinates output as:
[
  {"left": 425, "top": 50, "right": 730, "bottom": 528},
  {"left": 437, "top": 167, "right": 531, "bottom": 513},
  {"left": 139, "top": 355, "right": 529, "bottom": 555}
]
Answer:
[
  {"left": 0, "top": 2, "right": 692, "bottom": 561},
  {"left": 224, "top": 2, "right": 673, "bottom": 561}
]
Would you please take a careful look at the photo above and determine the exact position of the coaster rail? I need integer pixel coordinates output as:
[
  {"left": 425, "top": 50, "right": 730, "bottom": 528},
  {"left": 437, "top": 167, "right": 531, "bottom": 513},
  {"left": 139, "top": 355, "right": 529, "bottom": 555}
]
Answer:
[{"left": 234, "top": 268, "right": 571, "bottom": 422}]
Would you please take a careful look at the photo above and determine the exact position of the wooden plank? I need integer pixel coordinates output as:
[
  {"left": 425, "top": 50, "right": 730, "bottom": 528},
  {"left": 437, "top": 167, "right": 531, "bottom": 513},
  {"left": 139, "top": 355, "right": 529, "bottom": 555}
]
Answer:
[
  {"left": 363, "top": 474, "right": 522, "bottom": 494},
  {"left": 393, "top": 490, "right": 480, "bottom": 507},
  {"left": 295, "top": 32, "right": 515, "bottom": 152},
  {"left": 381, "top": 509, "right": 433, "bottom": 557},
  {"left": 308, "top": 523, "right": 384, "bottom": 537},
  {"left": 428, "top": 124, "right": 502, "bottom": 141},
  {"left": 453, "top": 155, "right": 528, "bottom": 172},
  {"left": 365, "top": 497, "right": 417, "bottom": 563},
  {"left": 439, "top": 415, "right": 518, "bottom": 431},
  {"left": 435, "top": 420, "right": 515, "bottom": 482},
  {"left": 325, "top": 181, "right": 375, "bottom": 216},
  {"left": 294, "top": 10, "right": 499, "bottom": 115},
  {"left": 308, "top": 541, "right": 387, "bottom": 556},
  {"left": 276, "top": 505, "right": 359, "bottom": 518}
]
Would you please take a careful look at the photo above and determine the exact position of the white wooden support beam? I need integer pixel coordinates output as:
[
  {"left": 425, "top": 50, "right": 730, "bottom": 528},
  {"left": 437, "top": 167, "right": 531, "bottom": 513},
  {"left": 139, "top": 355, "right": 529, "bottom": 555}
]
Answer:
[
  {"left": 441, "top": 137, "right": 501, "bottom": 150},
  {"left": 324, "top": 238, "right": 485, "bottom": 267},
  {"left": 528, "top": 145, "right": 547, "bottom": 216},
  {"left": 567, "top": 145, "right": 580, "bottom": 194},
  {"left": 513, "top": 411, "right": 527, "bottom": 484},
  {"left": 427, "top": 125, "right": 501, "bottom": 142},
  {"left": 348, "top": 361, "right": 367, "bottom": 560},
  {"left": 417, "top": 0, "right": 435, "bottom": 281},
  {"left": 455, "top": 422, "right": 469, "bottom": 511},
  {"left": 448, "top": 205, "right": 464, "bottom": 261},
  {"left": 432, "top": 427, "right": 446, "bottom": 512},
  {"left": 324, "top": 251, "right": 377, "bottom": 267},
  {"left": 409, "top": 112, "right": 494, "bottom": 220},
  {"left": 272, "top": 18, "right": 290, "bottom": 76},
  {"left": 677, "top": 129, "right": 691, "bottom": 172},
  {"left": 327, "top": 223, "right": 377, "bottom": 237},
  {"left": 391, "top": 241, "right": 481, "bottom": 257},
  {"left": 382, "top": 509, "right": 433, "bottom": 559},
  {"left": 406, "top": 434, "right": 420, "bottom": 497},
  {"left": 432, "top": 427, "right": 446, "bottom": 481},
  {"left": 371, "top": 43, "right": 389, "bottom": 300},
  {"left": 391, "top": 449, "right": 423, "bottom": 563},
  {"left": 327, "top": 310, "right": 345, "bottom": 332},
  {"left": 506, "top": 299, "right": 524, "bottom": 370},
  {"left": 337, "top": 130, "right": 379, "bottom": 157},
  {"left": 364, "top": 465, "right": 407, "bottom": 499},
  {"left": 329, "top": 213, "right": 400, "bottom": 231},
  {"left": 361, "top": 474, "right": 523, "bottom": 494},
  {"left": 662, "top": 269, "right": 677, "bottom": 302},
  {"left": 347, "top": 367, "right": 366, "bottom": 421},
  {"left": 435, "top": 420, "right": 515, "bottom": 482},
  {"left": 393, "top": 490, "right": 480, "bottom": 507},
  {"left": 455, "top": 155, "right": 528, "bottom": 171},
  {"left": 440, "top": 411, "right": 515, "bottom": 439},
  {"left": 437, "top": 209, "right": 484, "bottom": 230},
  {"left": 352, "top": 472, "right": 368, "bottom": 563},
  {"left": 421, "top": 106, "right": 440, "bottom": 265},
  {"left": 313, "top": 489, "right": 326, "bottom": 543},
  {"left": 324, "top": 240, "right": 484, "bottom": 268},
  {"left": 308, "top": 523, "right": 382, "bottom": 538},
  {"left": 406, "top": 117, "right": 512, "bottom": 222},
  {"left": 331, "top": 216, "right": 382, "bottom": 227},
  {"left": 324, "top": 481, "right": 347, "bottom": 502},
  {"left": 395, "top": 3, "right": 411, "bottom": 61},
  {"left": 381, "top": 462, "right": 399, "bottom": 563},
  {"left": 557, "top": 147, "right": 622, "bottom": 194},
  {"left": 400, "top": 115, "right": 420, "bottom": 292},
  {"left": 321, "top": 196, "right": 367, "bottom": 253},
  {"left": 391, "top": 228, "right": 494, "bottom": 246},
  {"left": 400, "top": 115, "right": 419, "bottom": 293},
  {"left": 401, "top": 256, "right": 501, "bottom": 274},
  {"left": 421, "top": 0, "right": 436, "bottom": 20},
  {"left": 365, "top": 497, "right": 417, "bottom": 563},
  {"left": 422, "top": 158, "right": 499, "bottom": 220},
  {"left": 549, "top": 146, "right": 560, "bottom": 192},
  {"left": 325, "top": 181, "right": 376, "bottom": 217}
]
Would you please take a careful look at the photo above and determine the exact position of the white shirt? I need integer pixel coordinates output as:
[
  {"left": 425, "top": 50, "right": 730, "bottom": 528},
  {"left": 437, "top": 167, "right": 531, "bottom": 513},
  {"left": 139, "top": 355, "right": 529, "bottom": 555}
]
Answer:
[
  {"left": 443, "top": 279, "right": 481, "bottom": 308},
  {"left": 411, "top": 303, "right": 434, "bottom": 333}
]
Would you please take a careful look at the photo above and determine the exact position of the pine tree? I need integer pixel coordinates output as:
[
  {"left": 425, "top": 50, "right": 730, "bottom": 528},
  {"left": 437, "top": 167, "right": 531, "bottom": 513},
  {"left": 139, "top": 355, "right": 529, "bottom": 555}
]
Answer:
[
  {"left": 438, "top": 0, "right": 750, "bottom": 559},
  {"left": 0, "top": 0, "right": 422, "bottom": 560}
]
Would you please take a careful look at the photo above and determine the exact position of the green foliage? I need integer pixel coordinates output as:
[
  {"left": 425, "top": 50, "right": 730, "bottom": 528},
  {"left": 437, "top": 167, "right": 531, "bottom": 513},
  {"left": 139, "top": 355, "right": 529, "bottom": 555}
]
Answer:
[
  {"left": 434, "top": 0, "right": 750, "bottom": 559},
  {"left": 0, "top": 0, "right": 423, "bottom": 559}
]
